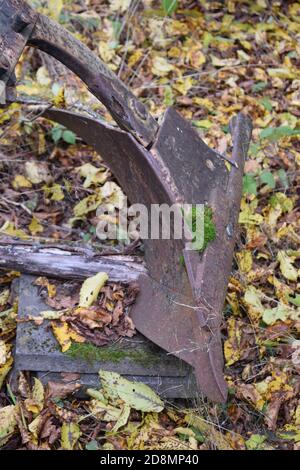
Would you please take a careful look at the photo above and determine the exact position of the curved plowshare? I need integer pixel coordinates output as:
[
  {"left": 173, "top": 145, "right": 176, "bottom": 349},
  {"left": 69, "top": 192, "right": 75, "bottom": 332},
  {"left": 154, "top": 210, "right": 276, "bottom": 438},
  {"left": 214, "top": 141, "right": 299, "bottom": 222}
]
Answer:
[{"left": 0, "top": 0, "right": 252, "bottom": 402}]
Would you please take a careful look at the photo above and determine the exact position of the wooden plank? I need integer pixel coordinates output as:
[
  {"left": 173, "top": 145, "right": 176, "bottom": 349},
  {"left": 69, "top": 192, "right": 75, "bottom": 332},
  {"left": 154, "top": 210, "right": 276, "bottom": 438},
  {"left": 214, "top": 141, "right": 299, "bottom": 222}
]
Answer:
[{"left": 15, "top": 275, "right": 197, "bottom": 397}]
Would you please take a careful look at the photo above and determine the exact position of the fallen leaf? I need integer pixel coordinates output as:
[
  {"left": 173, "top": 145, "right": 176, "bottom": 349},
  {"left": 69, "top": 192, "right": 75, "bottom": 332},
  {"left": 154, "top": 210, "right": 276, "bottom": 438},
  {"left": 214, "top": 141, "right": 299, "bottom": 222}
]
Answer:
[
  {"left": 51, "top": 321, "right": 85, "bottom": 353},
  {"left": 35, "top": 277, "right": 57, "bottom": 298},
  {"left": 25, "top": 161, "right": 52, "bottom": 185},
  {"left": 236, "top": 250, "right": 253, "bottom": 273},
  {"left": 277, "top": 251, "right": 298, "bottom": 282},
  {"left": 12, "top": 175, "right": 32, "bottom": 190},
  {"left": 76, "top": 163, "right": 108, "bottom": 188},
  {"left": 99, "top": 370, "right": 164, "bottom": 412},
  {"left": 47, "top": 381, "right": 81, "bottom": 399},
  {"left": 151, "top": 56, "right": 174, "bottom": 76},
  {"left": 24, "top": 378, "right": 44, "bottom": 415},
  {"left": 61, "top": 422, "right": 81, "bottom": 450},
  {"left": 29, "top": 217, "right": 43, "bottom": 235},
  {"left": 0, "top": 405, "right": 17, "bottom": 447},
  {"left": 79, "top": 272, "right": 108, "bottom": 308}
]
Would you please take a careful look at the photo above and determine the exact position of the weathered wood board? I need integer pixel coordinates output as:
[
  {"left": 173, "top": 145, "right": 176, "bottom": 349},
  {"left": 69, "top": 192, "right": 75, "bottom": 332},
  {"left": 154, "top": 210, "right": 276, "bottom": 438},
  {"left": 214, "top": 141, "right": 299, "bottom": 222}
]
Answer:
[{"left": 15, "top": 275, "right": 197, "bottom": 398}]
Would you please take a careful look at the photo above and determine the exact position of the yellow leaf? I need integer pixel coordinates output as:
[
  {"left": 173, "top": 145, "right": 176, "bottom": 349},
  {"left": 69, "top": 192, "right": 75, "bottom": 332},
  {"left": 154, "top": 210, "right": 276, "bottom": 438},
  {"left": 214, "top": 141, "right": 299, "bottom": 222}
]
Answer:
[
  {"left": 239, "top": 204, "right": 263, "bottom": 226},
  {"left": 38, "top": 130, "right": 46, "bottom": 155},
  {"left": 0, "top": 356, "right": 13, "bottom": 390},
  {"left": 43, "top": 183, "right": 64, "bottom": 201},
  {"left": 88, "top": 397, "right": 123, "bottom": 422},
  {"left": 51, "top": 322, "right": 84, "bottom": 353},
  {"left": 185, "top": 413, "right": 232, "bottom": 450},
  {"left": 32, "top": 378, "right": 44, "bottom": 409},
  {"left": 36, "top": 66, "right": 51, "bottom": 86},
  {"left": 0, "top": 340, "right": 8, "bottom": 366},
  {"left": 0, "top": 289, "right": 10, "bottom": 307},
  {"left": 25, "top": 378, "right": 44, "bottom": 415},
  {"left": 35, "top": 277, "right": 56, "bottom": 298},
  {"left": 192, "top": 97, "right": 214, "bottom": 109},
  {"left": 277, "top": 251, "right": 298, "bottom": 282},
  {"left": 173, "top": 76, "right": 194, "bottom": 95},
  {"left": 79, "top": 272, "right": 108, "bottom": 307},
  {"left": 100, "top": 181, "right": 126, "bottom": 209},
  {"left": 267, "top": 68, "right": 298, "bottom": 80},
  {"left": 29, "top": 217, "right": 43, "bottom": 235},
  {"left": 128, "top": 50, "right": 143, "bottom": 68},
  {"left": 48, "top": 0, "right": 63, "bottom": 21},
  {"left": 244, "top": 286, "right": 264, "bottom": 322},
  {"left": 189, "top": 49, "right": 206, "bottom": 68},
  {"left": 51, "top": 322, "right": 72, "bottom": 353},
  {"left": 262, "top": 305, "right": 292, "bottom": 325},
  {"left": 98, "top": 41, "right": 116, "bottom": 63},
  {"left": 28, "top": 414, "right": 43, "bottom": 439},
  {"left": 224, "top": 318, "right": 242, "bottom": 366},
  {"left": 0, "top": 405, "right": 17, "bottom": 447},
  {"left": 12, "top": 175, "right": 32, "bottom": 190},
  {"left": 193, "top": 119, "right": 213, "bottom": 129},
  {"left": 0, "top": 221, "right": 28, "bottom": 240},
  {"left": 210, "top": 55, "right": 240, "bottom": 67},
  {"left": 236, "top": 250, "right": 253, "bottom": 273},
  {"left": 73, "top": 193, "right": 102, "bottom": 217},
  {"left": 61, "top": 422, "right": 81, "bottom": 450},
  {"left": 151, "top": 57, "right": 174, "bottom": 77},
  {"left": 76, "top": 163, "right": 108, "bottom": 188},
  {"left": 17, "top": 83, "right": 50, "bottom": 98},
  {"left": 226, "top": 291, "right": 240, "bottom": 316},
  {"left": 52, "top": 87, "right": 66, "bottom": 108}
]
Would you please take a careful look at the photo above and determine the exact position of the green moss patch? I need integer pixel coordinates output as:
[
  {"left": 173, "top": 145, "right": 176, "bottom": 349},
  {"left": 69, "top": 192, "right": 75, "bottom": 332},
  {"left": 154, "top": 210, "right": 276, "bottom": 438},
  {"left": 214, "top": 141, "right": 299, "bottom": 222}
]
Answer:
[
  {"left": 65, "top": 342, "right": 160, "bottom": 367},
  {"left": 191, "top": 205, "right": 216, "bottom": 252}
]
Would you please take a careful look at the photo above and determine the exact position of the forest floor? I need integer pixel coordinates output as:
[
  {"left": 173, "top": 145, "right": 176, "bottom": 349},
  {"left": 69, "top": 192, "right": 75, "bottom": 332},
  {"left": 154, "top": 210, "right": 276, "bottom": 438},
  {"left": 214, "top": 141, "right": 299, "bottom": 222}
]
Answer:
[{"left": 0, "top": 0, "right": 299, "bottom": 450}]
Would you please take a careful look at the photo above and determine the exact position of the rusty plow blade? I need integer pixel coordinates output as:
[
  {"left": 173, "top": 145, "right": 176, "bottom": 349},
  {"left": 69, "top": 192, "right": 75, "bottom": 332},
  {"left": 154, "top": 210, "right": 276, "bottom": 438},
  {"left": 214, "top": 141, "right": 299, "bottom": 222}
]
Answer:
[{"left": 0, "top": 0, "right": 252, "bottom": 402}]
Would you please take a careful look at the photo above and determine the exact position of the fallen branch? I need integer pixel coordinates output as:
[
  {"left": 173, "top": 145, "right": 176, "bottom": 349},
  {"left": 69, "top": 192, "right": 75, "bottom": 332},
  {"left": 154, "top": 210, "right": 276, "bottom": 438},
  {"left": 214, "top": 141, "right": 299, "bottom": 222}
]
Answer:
[{"left": 0, "top": 240, "right": 146, "bottom": 282}]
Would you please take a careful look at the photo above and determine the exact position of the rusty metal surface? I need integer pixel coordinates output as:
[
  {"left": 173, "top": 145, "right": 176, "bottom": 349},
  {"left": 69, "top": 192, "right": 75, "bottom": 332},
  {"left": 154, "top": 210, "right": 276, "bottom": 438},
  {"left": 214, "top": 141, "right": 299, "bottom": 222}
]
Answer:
[
  {"left": 0, "top": 0, "right": 253, "bottom": 402},
  {"left": 0, "top": 0, "right": 37, "bottom": 92},
  {"left": 41, "top": 108, "right": 252, "bottom": 402}
]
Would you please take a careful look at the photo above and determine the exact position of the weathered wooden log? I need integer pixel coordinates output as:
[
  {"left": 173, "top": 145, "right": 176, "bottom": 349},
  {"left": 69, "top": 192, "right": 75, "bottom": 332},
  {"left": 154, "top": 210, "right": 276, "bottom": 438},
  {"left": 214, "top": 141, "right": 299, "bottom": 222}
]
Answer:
[{"left": 0, "top": 240, "right": 146, "bottom": 282}]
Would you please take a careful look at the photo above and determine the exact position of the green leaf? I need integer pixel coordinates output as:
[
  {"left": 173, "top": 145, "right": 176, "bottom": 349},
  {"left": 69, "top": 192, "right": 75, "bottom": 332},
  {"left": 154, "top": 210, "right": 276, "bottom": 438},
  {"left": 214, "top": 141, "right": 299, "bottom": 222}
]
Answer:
[
  {"left": 163, "top": 85, "right": 174, "bottom": 107},
  {"left": 277, "top": 169, "right": 289, "bottom": 190},
  {"left": 51, "top": 125, "right": 63, "bottom": 143},
  {"left": 249, "top": 143, "right": 260, "bottom": 156},
  {"left": 62, "top": 130, "right": 76, "bottom": 144},
  {"left": 245, "top": 434, "right": 267, "bottom": 450},
  {"left": 260, "top": 126, "right": 300, "bottom": 141},
  {"left": 86, "top": 439, "right": 99, "bottom": 450},
  {"left": 269, "top": 192, "right": 293, "bottom": 212},
  {"left": 203, "top": 32, "right": 213, "bottom": 49},
  {"left": 287, "top": 294, "right": 300, "bottom": 307},
  {"left": 192, "top": 119, "right": 213, "bottom": 129},
  {"left": 260, "top": 170, "right": 275, "bottom": 189},
  {"left": 251, "top": 81, "right": 268, "bottom": 93},
  {"left": 162, "top": 0, "right": 178, "bottom": 15},
  {"left": 259, "top": 96, "right": 273, "bottom": 112},
  {"left": 243, "top": 174, "right": 257, "bottom": 195}
]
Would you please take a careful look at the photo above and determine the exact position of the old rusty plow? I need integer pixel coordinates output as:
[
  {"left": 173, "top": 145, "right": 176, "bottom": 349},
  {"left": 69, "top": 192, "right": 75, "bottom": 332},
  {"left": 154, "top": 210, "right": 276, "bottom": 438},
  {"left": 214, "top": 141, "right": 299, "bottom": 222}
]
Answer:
[{"left": 0, "top": 0, "right": 252, "bottom": 402}]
